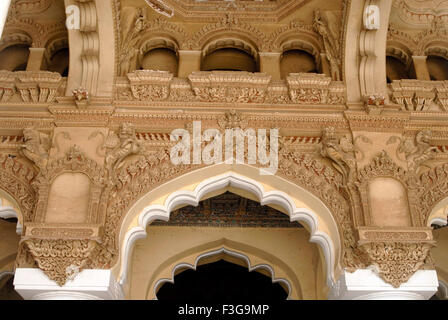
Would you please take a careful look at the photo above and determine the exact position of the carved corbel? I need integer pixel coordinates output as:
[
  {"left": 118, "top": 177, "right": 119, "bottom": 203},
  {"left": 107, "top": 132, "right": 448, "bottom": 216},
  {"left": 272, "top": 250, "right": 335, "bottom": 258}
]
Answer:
[
  {"left": 360, "top": 241, "right": 434, "bottom": 288},
  {"left": 18, "top": 238, "right": 111, "bottom": 286},
  {"left": 358, "top": 228, "right": 435, "bottom": 288}
]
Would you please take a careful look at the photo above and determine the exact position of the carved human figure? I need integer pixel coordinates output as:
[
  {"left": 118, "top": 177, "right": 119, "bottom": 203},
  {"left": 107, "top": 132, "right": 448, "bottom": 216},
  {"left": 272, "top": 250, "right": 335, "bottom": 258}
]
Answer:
[
  {"left": 21, "top": 128, "right": 51, "bottom": 170},
  {"left": 313, "top": 10, "right": 341, "bottom": 81},
  {"left": 119, "top": 9, "right": 147, "bottom": 76},
  {"left": 320, "top": 127, "right": 356, "bottom": 184},
  {"left": 105, "top": 123, "right": 142, "bottom": 184}
]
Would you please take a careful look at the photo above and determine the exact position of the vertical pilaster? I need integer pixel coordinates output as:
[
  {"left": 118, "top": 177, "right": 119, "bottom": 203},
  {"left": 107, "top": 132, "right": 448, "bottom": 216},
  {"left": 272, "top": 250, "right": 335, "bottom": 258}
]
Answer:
[
  {"left": 320, "top": 53, "right": 332, "bottom": 78},
  {"left": 259, "top": 52, "right": 282, "bottom": 80},
  {"left": 178, "top": 50, "right": 202, "bottom": 78},
  {"left": 26, "top": 48, "right": 46, "bottom": 71},
  {"left": 412, "top": 56, "right": 431, "bottom": 80}
]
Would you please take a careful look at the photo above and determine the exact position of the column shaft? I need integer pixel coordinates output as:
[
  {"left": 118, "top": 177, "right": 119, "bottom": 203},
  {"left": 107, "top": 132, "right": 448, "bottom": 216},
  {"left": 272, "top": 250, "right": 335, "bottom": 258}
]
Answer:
[{"left": 178, "top": 50, "right": 202, "bottom": 78}]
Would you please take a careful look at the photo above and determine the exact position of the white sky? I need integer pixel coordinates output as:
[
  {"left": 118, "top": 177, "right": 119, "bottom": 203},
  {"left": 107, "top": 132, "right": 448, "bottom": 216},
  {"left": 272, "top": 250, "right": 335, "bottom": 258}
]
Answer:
[{"left": 0, "top": 0, "right": 11, "bottom": 39}]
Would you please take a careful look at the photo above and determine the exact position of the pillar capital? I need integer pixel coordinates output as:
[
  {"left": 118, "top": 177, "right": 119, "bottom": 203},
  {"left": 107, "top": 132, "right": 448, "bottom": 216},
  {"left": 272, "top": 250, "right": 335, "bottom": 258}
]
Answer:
[
  {"left": 14, "top": 269, "right": 124, "bottom": 300},
  {"left": 328, "top": 269, "right": 439, "bottom": 300}
]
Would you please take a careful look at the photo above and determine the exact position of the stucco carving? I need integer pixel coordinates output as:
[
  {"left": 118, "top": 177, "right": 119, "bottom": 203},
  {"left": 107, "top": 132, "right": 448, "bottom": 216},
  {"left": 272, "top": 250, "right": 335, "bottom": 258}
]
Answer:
[
  {"left": 105, "top": 123, "right": 142, "bottom": 186},
  {"left": 360, "top": 242, "right": 434, "bottom": 288},
  {"left": 21, "top": 128, "right": 51, "bottom": 171},
  {"left": 19, "top": 239, "right": 110, "bottom": 286},
  {"left": 313, "top": 10, "right": 341, "bottom": 81},
  {"left": 387, "top": 130, "right": 438, "bottom": 172}
]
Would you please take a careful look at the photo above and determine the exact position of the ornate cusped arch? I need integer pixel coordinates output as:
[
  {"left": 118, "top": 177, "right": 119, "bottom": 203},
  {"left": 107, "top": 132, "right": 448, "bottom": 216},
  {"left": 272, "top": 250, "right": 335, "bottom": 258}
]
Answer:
[
  {"left": 151, "top": 246, "right": 296, "bottom": 300},
  {"left": 0, "top": 154, "right": 36, "bottom": 223},
  {"left": 416, "top": 163, "right": 448, "bottom": 226},
  {"left": 116, "top": 165, "right": 342, "bottom": 289}
]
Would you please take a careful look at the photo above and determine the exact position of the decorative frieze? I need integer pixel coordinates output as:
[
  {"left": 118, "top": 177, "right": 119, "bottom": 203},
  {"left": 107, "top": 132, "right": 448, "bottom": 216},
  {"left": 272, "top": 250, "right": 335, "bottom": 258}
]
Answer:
[
  {"left": 390, "top": 80, "right": 448, "bottom": 111},
  {"left": 115, "top": 72, "right": 347, "bottom": 106},
  {"left": 0, "top": 71, "right": 62, "bottom": 103},
  {"left": 189, "top": 71, "right": 271, "bottom": 104},
  {"left": 127, "top": 70, "right": 173, "bottom": 101}
]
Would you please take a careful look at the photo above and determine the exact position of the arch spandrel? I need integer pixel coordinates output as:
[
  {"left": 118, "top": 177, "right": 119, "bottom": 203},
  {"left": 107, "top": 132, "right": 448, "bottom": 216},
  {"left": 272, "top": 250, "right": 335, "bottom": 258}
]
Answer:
[{"left": 115, "top": 163, "right": 343, "bottom": 290}]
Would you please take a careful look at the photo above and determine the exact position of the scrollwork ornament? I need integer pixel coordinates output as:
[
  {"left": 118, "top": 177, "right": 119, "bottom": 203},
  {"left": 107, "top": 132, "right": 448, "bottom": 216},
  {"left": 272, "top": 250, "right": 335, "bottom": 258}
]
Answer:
[{"left": 360, "top": 242, "right": 435, "bottom": 288}]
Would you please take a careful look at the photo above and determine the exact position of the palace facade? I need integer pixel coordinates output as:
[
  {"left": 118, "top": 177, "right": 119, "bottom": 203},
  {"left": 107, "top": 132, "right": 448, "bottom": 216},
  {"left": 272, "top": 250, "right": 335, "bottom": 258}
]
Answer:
[{"left": 0, "top": 0, "right": 447, "bottom": 300}]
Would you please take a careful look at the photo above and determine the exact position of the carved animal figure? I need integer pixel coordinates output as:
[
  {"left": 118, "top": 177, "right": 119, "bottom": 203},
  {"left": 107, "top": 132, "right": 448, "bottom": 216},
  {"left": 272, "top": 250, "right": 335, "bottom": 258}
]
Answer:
[
  {"left": 21, "top": 128, "right": 51, "bottom": 170},
  {"left": 399, "top": 130, "right": 438, "bottom": 171}
]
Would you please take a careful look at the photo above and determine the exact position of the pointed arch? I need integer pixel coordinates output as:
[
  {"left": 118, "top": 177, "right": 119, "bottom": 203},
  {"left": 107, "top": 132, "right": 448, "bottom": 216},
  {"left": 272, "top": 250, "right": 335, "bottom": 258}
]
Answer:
[
  {"left": 116, "top": 164, "right": 342, "bottom": 289},
  {"left": 151, "top": 246, "right": 295, "bottom": 300}
]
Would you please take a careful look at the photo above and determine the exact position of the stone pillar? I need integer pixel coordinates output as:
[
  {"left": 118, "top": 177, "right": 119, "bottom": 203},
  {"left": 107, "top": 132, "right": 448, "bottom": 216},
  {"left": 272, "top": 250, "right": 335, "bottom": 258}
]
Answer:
[
  {"left": 178, "top": 50, "right": 202, "bottom": 78},
  {"left": 412, "top": 56, "right": 431, "bottom": 80},
  {"left": 328, "top": 269, "right": 439, "bottom": 300},
  {"left": 320, "top": 53, "right": 332, "bottom": 78},
  {"left": 26, "top": 48, "right": 46, "bottom": 71},
  {"left": 259, "top": 52, "right": 282, "bottom": 80},
  {"left": 14, "top": 269, "right": 124, "bottom": 300}
]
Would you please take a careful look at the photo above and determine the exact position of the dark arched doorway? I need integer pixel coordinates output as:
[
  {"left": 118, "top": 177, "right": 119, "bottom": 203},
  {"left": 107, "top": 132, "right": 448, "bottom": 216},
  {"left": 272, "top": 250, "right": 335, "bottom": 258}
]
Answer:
[{"left": 156, "top": 259, "right": 288, "bottom": 301}]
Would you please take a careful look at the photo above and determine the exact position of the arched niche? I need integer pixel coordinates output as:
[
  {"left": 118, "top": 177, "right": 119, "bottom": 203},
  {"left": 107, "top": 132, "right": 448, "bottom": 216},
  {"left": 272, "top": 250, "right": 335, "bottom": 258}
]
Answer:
[
  {"left": 45, "top": 172, "right": 91, "bottom": 224},
  {"left": 367, "top": 177, "right": 411, "bottom": 227},
  {"left": 115, "top": 164, "right": 342, "bottom": 294},
  {"left": 140, "top": 48, "right": 178, "bottom": 76},
  {"left": 202, "top": 48, "right": 258, "bottom": 72},
  {"left": 151, "top": 247, "right": 296, "bottom": 301},
  {"left": 427, "top": 56, "right": 448, "bottom": 81},
  {"left": 46, "top": 48, "right": 69, "bottom": 77},
  {"left": 386, "top": 55, "right": 415, "bottom": 83},
  {"left": 0, "top": 44, "right": 30, "bottom": 71},
  {"left": 280, "top": 49, "right": 318, "bottom": 79},
  {"left": 44, "top": 37, "right": 69, "bottom": 76}
]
